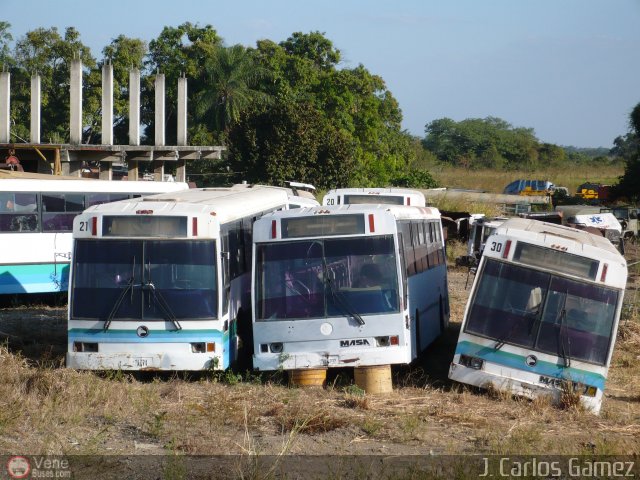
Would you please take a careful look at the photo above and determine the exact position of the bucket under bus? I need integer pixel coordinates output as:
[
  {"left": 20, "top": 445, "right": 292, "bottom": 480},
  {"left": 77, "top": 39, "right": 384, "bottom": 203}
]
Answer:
[
  {"left": 448, "top": 340, "right": 606, "bottom": 413},
  {"left": 66, "top": 325, "right": 229, "bottom": 371}
]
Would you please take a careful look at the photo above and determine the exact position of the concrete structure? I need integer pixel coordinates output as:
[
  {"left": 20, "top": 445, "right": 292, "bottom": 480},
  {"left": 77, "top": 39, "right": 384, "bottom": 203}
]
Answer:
[
  {"left": 0, "top": 61, "right": 224, "bottom": 183},
  {"left": 30, "top": 74, "right": 41, "bottom": 144}
]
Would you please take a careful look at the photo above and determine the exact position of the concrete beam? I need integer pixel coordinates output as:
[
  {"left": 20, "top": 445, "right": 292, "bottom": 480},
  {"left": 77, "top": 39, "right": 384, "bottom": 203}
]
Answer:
[
  {"left": 30, "top": 74, "right": 41, "bottom": 143},
  {"left": 0, "top": 71, "right": 9, "bottom": 143},
  {"left": 129, "top": 68, "right": 140, "bottom": 146},
  {"left": 102, "top": 63, "right": 113, "bottom": 145},
  {"left": 69, "top": 58, "right": 83, "bottom": 144},
  {"left": 155, "top": 73, "right": 165, "bottom": 146},
  {"left": 152, "top": 159, "right": 164, "bottom": 182}
]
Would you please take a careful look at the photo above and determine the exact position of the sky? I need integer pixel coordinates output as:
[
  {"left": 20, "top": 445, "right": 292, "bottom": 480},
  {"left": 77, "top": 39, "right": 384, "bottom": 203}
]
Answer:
[{"left": 2, "top": 0, "right": 639, "bottom": 148}]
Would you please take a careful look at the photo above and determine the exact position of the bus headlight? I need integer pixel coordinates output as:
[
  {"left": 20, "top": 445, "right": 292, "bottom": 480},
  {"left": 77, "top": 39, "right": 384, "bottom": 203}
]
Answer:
[
  {"left": 375, "top": 335, "right": 399, "bottom": 347},
  {"left": 269, "top": 343, "right": 283, "bottom": 353},
  {"left": 459, "top": 354, "right": 484, "bottom": 370},
  {"left": 73, "top": 342, "right": 98, "bottom": 352}
]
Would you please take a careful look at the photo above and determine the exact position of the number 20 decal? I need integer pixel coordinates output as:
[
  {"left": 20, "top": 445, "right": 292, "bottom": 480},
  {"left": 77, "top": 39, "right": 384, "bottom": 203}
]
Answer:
[{"left": 490, "top": 241, "right": 503, "bottom": 253}]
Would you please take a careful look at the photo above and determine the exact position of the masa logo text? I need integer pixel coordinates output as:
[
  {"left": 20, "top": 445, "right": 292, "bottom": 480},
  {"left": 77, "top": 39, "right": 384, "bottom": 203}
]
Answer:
[{"left": 340, "top": 339, "right": 370, "bottom": 347}]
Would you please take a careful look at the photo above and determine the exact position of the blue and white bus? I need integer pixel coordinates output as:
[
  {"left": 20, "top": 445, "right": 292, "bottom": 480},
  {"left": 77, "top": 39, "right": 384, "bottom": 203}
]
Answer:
[
  {"left": 0, "top": 174, "right": 188, "bottom": 295},
  {"left": 251, "top": 205, "right": 449, "bottom": 372},
  {"left": 66, "top": 185, "right": 293, "bottom": 371},
  {"left": 449, "top": 218, "right": 627, "bottom": 413}
]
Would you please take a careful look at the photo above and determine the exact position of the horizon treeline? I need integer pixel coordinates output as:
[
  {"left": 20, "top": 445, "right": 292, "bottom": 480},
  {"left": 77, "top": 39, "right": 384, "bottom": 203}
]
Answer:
[{"left": 0, "top": 21, "right": 636, "bottom": 190}]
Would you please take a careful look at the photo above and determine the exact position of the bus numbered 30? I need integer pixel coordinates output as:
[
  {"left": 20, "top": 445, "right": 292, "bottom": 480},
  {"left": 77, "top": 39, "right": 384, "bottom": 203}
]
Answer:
[
  {"left": 67, "top": 186, "right": 294, "bottom": 371},
  {"left": 251, "top": 205, "right": 450, "bottom": 374},
  {"left": 322, "top": 188, "right": 426, "bottom": 207},
  {"left": 448, "top": 218, "right": 627, "bottom": 413}
]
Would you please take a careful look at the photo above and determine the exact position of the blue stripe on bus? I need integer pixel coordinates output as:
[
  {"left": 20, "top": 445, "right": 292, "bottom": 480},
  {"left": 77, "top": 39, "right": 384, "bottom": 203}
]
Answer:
[
  {"left": 455, "top": 340, "right": 606, "bottom": 390},
  {"left": 69, "top": 328, "right": 228, "bottom": 343},
  {"left": 0, "top": 263, "right": 69, "bottom": 294}
]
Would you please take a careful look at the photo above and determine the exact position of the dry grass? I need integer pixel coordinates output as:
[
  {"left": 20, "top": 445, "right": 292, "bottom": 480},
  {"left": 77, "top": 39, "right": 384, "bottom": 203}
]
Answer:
[
  {"left": 429, "top": 164, "right": 623, "bottom": 194},
  {"left": 0, "top": 267, "right": 638, "bottom": 459}
]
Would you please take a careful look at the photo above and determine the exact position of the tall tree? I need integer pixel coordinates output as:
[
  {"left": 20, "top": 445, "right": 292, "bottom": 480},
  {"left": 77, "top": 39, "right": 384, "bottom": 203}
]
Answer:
[
  {"left": 612, "top": 102, "right": 640, "bottom": 201},
  {"left": 194, "top": 44, "right": 271, "bottom": 135}
]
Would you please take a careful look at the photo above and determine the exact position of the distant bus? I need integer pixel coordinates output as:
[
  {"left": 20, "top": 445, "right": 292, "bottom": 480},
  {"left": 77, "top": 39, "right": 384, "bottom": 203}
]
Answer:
[
  {"left": 66, "top": 186, "right": 295, "bottom": 371},
  {"left": 323, "top": 188, "right": 426, "bottom": 207},
  {"left": 0, "top": 175, "right": 188, "bottom": 295},
  {"left": 251, "top": 205, "right": 449, "bottom": 373},
  {"left": 449, "top": 218, "right": 627, "bottom": 413},
  {"left": 503, "top": 179, "right": 554, "bottom": 196}
]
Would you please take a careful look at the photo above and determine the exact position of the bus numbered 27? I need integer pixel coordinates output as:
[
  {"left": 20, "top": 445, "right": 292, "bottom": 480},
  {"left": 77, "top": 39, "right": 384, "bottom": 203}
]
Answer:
[
  {"left": 448, "top": 218, "right": 627, "bottom": 413},
  {"left": 66, "top": 186, "right": 292, "bottom": 371},
  {"left": 0, "top": 173, "right": 188, "bottom": 295},
  {"left": 322, "top": 188, "right": 426, "bottom": 207},
  {"left": 251, "top": 205, "right": 449, "bottom": 373}
]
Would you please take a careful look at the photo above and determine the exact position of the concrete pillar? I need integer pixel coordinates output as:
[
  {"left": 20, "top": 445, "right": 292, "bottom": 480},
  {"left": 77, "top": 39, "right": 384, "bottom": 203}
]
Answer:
[
  {"left": 153, "top": 159, "right": 164, "bottom": 182},
  {"left": 102, "top": 63, "right": 113, "bottom": 145},
  {"left": 176, "top": 76, "right": 188, "bottom": 182},
  {"left": 128, "top": 159, "right": 139, "bottom": 181},
  {"left": 177, "top": 76, "right": 187, "bottom": 146},
  {"left": 69, "top": 58, "right": 83, "bottom": 144},
  {"left": 155, "top": 73, "right": 165, "bottom": 146},
  {"left": 99, "top": 161, "right": 112, "bottom": 180},
  {"left": 129, "top": 68, "right": 140, "bottom": 146},
  {"left": 30, "top": 74, "right": 41, "bottom": 143},
  {"left": 0, "top": 71, "right": 9, "bottom": 143}
]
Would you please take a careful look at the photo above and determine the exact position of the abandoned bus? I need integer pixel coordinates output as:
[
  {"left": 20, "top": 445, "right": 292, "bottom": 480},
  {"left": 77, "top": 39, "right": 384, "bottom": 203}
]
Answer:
[
  {"left": 449, "top": 218, "right": 627, "bottom": 413},
  {"left": 252, "top": 205, "right": 449, "bottom": 372},
  {"left": 322, "top": 188, "right": 426, "bottom": 207},
  {"left": 0, "top": 173, "right": 188, "bottom": 295},
  {"left": 66, "top": 186, "right": 291, "bottom": 371}
]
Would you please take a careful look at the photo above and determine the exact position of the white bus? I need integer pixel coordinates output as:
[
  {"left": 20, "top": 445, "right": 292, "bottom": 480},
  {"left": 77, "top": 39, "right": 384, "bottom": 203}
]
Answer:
[
  {"left": 0, "top": 174, "right": 188, "bottom": 295},
  {"left": 66, "top": 185, "right": 293, "bottom": 371},
  {"left": 448, "top": 218, "right": 627, "bottom": 413},
  {"left": 251, "top": 205, "right": 449, "bottom": 372},
  {"left": 322, "top": 188, "right": 426, "bottom": 207}
]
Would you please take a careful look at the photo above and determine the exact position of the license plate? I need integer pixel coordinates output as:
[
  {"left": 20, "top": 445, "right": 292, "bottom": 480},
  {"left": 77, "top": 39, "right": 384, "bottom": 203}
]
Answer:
[{"left": 133, "top": 357, "right": 152, "bottom": 368}]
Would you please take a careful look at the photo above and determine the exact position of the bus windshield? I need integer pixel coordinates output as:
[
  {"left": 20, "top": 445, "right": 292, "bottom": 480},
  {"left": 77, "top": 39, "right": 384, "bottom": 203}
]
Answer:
[
  {"left": 465, "top": 259, "right": 619, "bottom": 365},
  {"left": 256, "top": 235, "right": 400, "bottom": 321},
  {"left": 72, "top": 239, "right": 217, "bottom": 320}
]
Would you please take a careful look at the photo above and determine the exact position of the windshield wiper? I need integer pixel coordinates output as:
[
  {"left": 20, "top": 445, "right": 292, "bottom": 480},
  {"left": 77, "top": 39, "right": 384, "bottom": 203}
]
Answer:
[
  {"left": 323, "top": 266, "right": 365, "bottom": 326},
  {"left": 145, "top": 281, "right": 182, "bottom": 331},
  {"left": 104, "top": 257, "right": 136, "bottom": 331},
  {"left": 558, "top": 306, "right": 571, "bottom": 368}
]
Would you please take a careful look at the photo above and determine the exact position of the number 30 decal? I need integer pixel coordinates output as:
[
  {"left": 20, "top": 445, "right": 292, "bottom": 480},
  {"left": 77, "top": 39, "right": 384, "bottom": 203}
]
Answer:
[{"left": 490, "top": 241, "right": 503, "bottom": 253}]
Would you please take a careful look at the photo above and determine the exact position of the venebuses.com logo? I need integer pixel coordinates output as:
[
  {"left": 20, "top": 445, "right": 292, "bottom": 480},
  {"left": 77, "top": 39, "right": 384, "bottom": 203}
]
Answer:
[{"left": 6, "top": 456, "right": 30, "bottom": 479}]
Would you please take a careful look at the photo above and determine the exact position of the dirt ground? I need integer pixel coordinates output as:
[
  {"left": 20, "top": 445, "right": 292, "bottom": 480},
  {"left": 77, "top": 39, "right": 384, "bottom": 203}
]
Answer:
[{"left": 0, "top": 265, "right": 639, "bottom": 478}]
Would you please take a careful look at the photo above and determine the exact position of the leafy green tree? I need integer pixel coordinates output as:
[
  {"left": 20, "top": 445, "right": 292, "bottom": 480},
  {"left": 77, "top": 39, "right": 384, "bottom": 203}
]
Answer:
[
  {"left": 612, "top": 102, "right": 640, "bottom": 201},
  {"left": 144, "top": 23, "right": 222, "bottom": 145},
  {"left": 0, "top": 21, "right": 13, "bottom": 67},
  {"left": 99, "top": 35, "right": 147, "bottom": 144},
  {"left": 194, "top": 44, "right": 272, "bottom": 135},
  {"left": 12, "top": 26, "right": 96, "bottom": 143}
]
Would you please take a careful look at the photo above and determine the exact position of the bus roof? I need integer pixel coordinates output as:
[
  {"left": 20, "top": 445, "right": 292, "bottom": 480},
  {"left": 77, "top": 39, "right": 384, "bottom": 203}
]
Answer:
[
  {"left": 325, "top": 187, "right": 425, "bottom": 196},
  {"left": 260, "top": 204, "right": 441, "bottom": 220},
  {"left": 0, "top": 173, "right": 189, "bottom": 194},
  {"left": 495, "top": 218, "right": 623, "bottom": 260},
  {"left": 83, "top": 186, "right": 290, "bottom": 224}
]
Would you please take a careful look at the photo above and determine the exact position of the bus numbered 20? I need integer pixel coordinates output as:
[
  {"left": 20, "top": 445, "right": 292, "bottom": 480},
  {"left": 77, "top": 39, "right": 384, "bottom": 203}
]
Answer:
[
  {"left": 251, "top": 205, "right": 449, "bottom": 373},
  {"left": 322, "top": 188, "right": 426, "bottom": 207},
  {"left": 448, "top": 218, "right": 627, "bottom": 413},
  {"left": 67, "top": 186, "right": 293, "bottom": 371}
]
